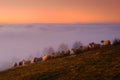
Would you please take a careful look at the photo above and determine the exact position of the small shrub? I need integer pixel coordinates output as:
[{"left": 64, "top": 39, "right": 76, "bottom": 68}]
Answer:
[{"left": 112, "top": 38, "right": 120, "bottom": 46}]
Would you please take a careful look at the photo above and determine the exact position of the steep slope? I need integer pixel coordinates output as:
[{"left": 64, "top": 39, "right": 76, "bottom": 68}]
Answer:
[{"left": 0, "top": 45, "right": 120, "bottom": 80}]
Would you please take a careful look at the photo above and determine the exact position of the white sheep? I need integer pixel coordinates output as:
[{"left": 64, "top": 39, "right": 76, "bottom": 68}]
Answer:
[
  {"left": 101, "top": 40, "right": 111, "bottom": 46},
  {"left": 42, "top": 55, "right": 51, "bottom": 61}
]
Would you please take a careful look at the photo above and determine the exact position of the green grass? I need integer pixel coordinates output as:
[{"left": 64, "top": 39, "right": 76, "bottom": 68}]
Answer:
[{"left": 0, "top": 45, "right": 120, "bottom": 80}]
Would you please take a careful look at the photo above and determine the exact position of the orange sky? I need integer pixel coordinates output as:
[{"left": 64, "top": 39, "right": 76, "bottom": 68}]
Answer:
[{"left": 0, "top": 0, "right": 120, "bottom": 24}]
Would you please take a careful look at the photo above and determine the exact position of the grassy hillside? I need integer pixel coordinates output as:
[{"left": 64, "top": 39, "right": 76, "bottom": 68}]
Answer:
[{"left": 0, "top": 45, "right": 120, "bottom": 80}]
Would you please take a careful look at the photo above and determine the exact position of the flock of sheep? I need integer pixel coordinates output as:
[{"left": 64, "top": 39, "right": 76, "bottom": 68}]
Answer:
[{"left": 13, "top": 40, "right": 111, "bottom": 67}]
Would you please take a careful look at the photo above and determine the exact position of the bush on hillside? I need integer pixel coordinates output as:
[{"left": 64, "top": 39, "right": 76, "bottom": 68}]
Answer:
[{"left": 112, "top": 38, "right": 120, "bottom": 46}]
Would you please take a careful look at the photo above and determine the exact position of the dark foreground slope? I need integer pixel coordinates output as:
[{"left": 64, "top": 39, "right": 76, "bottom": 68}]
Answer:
[{"left": 0, "top": 45, "right": 120, "bottom": 80}]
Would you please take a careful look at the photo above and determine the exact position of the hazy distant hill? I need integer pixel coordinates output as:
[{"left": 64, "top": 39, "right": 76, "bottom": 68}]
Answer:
[{"left": 0, "top": 45, "right": 120, "bottom": 80}]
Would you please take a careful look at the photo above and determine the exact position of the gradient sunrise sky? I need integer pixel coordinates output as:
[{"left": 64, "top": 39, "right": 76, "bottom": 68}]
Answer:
[{"left": 0, "top": 0, "right": 120, "bottom": 24}]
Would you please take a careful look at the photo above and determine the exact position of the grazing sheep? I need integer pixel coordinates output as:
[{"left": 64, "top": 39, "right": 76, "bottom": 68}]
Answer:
[
  {"left": 13, "top": 62, "right": 17, "bottom": 67},
  {"left": 89, "top": 42, "right": 100, "bottom": 49},
  {"left": 96, "top": 44, "right": 101, "bottom": 48},
  {"left": 80, "top": 46, "right": 89, "bottom": 52},
  {"left": 31, "top": 57, "right": 38, "bottom": 63},
  {"left": 89, "top": 42, "right": 96, "bottom": 49},
  {"left": 38, "top": 57, "right": 42, "bottom": 61},
  {"left": 62, "top": 50, "right": 70, "bottom": 56},
  {"left": 18, "top": 60, "right": 31, "bottom": 66},
  {"left": 24, "top": 60, "right": 31, "bottom": 65},
  {"left": 71, "top": 49, "right": 76, "bottom": 55},
  {"left": 42, "top": 55, "right": 51, "bottom": 61},
  {"left": 19, "top": 61, "right": 23, "bottom": 66},
  {"left": 19, "top": 60, "right": 26, "bottom": 66},
  {"left": 71, "top": 48, "right": 82, "bottom": 55},
  {"left": 55, "top": 51, "right": 64, "bottom": 58},
  {"left": 51, "top": 52, "right": 57, "bottom": 59},
  {"left": 31, "top": 57, "right": 42, "bottom": 63},
  {"left": 101, "top": 40, "right": 111, "bottom": 47}
]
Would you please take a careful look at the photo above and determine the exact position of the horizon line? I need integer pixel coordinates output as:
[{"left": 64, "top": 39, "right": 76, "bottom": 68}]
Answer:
[{"left": 0, "top": 22, "right": 120, "bottom": 25}]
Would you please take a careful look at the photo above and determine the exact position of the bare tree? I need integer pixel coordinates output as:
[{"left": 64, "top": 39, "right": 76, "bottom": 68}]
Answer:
[
  {"left": 72, "top": 41, "right": 82, "bottom": 49},
  {"left": 43, "top": 46, "right": 55, "bottom": 55},
  {"left": 58, "top": 43, "right": 68, "bottom": 52}
]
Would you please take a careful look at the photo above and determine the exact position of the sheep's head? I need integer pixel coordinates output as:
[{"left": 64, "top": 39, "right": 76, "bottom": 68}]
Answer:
[{"left": 101, "top": 40, "right": 104, "bottom": 43}]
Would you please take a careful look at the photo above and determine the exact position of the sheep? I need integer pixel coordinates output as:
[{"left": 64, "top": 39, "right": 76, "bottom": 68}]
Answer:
[
  {"left": 89, "top": 42, "right": 100, "bottom": 49},
  {"left": 19, "top": 61, "right": 22, "bottom": 66},
  {"left": 31, "top": 57, "right": 42, "bottom": 63},
  {"left": 96, "top": 44, "right": 101, "bottom": 48},
  {"left": 80, "top": 46, "right": 89, "bottom": 52},
  {"left": 71, "top": 49, "right": 75, "bottom": 55},
  {"left": 24, "top": 60, "right": 31, "bottom": 65},
  {"left": 51, "top": 52, "right": 58, "bottom": 59},
  {"left": 18, "top": 60, "right": 26, "bottom": 66},
  {"left": 42, "top": 55, "right": 51, "bottom": 61},
  {"left": 101, "top": 40, "right": 111, "bottom": 47},
  {"left": 31, "top": 57, "right": 37, "bottom": 63},
  {"left": 37, "top": 57, "right": 42, "bottom": 62},
  {"left": 18, "top": 59, "right": 31, "bottom": 66},
  {"left": 13, "top": 62, "right": 17, "bottom": 67},
  {"left": 89, "top": 42, "right": 96, "bottom": 49},
  {"left": 71, "top": 48, "right": 82, "bottom": 55},
  {"left": 62, "top": 50, "right": 70, "bottom": 56},
  {"left": 55, "top": 51, "right": 64, "bottom": 58}
]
